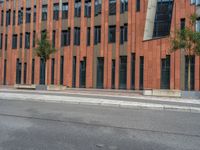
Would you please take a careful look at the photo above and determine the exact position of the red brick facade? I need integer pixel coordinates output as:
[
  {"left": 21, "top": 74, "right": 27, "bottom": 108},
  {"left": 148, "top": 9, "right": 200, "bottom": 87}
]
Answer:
[{"left": 0, "top": 0, "right": 199, "bottom": 91}]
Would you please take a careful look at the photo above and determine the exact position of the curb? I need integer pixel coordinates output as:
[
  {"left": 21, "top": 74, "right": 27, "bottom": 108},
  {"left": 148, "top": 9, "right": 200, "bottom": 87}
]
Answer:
[{"left": 0, "top": 93, "right": 200, "bottom": 113}]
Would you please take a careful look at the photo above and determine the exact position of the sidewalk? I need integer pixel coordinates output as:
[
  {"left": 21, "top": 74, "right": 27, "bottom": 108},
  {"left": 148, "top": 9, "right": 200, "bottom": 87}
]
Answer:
[{"left": 0, "top": 88, "right": 200, "bottom": 113}]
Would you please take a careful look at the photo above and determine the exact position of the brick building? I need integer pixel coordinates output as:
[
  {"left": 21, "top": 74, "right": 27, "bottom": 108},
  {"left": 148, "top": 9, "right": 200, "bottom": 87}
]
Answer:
[{"left": 0, "top": 0, "right": 199, "bottom": 91}]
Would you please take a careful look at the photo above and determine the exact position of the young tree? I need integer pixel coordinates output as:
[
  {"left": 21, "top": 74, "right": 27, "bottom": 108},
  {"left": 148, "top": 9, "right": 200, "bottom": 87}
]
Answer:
[
  {"left": 34, "top": 32, "right": 56, "bottom": 85},
  {"left": 170, "top": 14, "right": 200, "bottom": 91}
]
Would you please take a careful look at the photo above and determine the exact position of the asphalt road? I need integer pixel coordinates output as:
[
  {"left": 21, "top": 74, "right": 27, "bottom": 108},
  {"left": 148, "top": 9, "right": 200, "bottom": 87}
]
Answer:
[{"left": 0, "top": 99, "right": 199, "bottom": 150}]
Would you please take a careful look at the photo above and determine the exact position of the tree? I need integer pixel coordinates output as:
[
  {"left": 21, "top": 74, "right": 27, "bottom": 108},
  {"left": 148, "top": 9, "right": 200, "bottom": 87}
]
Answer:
[
  {"left": 170, "top": 14, "right": 200, "bottom": 91},
  {"left": 34, "top": 32, "right": 56, "bottom": 85}
]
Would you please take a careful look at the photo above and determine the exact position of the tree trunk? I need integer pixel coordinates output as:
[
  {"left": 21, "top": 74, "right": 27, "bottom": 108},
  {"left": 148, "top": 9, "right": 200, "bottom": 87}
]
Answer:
[{"left": 188, "top": 56, "right": 191, "bottom": 91}]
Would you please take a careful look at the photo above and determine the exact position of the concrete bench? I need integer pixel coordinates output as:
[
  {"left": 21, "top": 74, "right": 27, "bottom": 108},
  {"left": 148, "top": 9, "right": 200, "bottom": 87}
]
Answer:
[
  {"left": 143, "top": 89, "right": 181, "bottom": 98},
  {"left": 14, "top": 84, "right": 36, "bottom": 90}
]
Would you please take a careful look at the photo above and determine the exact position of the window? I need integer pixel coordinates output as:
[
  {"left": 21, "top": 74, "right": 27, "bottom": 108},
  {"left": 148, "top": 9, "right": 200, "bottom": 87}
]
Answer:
[
  {"left": 53, "top": 3, "right": 59, "bottom": 20},
  {"left": 131, "top": 54, "right": 135, "bottom": 89},
  {"left": 13, "top": 10, "right": 16, "bottom": 25},
  {"left": 25, "top": 32, "right": 30, "bottom": 49},
  {"left": 61, "top": 28, "right": 71, "bottom": 46},
  {"left": 26, "top": 8, "right": 31, "bottom": 23},
  {"left": 196, "top": 18, "right": 200, "bottom": 32},
  {"left": 33, "top": 31, "right": 36, "bottom": 47},
  {"left": 161, "top": 55, "right": 170, "bottom": 89},
  {"left": 1, "top": 10, "right": 4, "bottom": 26},
  {"left": 6, "top": 9, "right": 11, "bottom": 26},
  {"left": 109, "top": 25, "right": 116, "bottom": 43},
  {"left": 75, "top": 0, "right": 81, "bottom": 17},
  {"left": 60, "top": 56, "right": 64, "bottom": 85},
  {"left": 33, "top": 6, "right": 36, "bottom": 22},
  {"left": 112, "top": 60, "right": 115, "bottom": 89},
  {"left": 139, "top": 56, "right": 144, "bottom": 90},
  {"left": 109, "top": 0, "right": 116, "bottom": 15},
  {"left": 120, "top": 0, "right": 128, "bottom": 13},
  {"left": 18, "top": 8, "right": 23, "bottom": 25},
  {"left": 20, "top": 33, "right": 23, "bottom": 48},
  {"left": 51, "top": 58, "right": 55, "bottom": 84},
  {"left": 120, "top": 24, "right": 128, "bottom": 44},
  {"left": 136, "top": 0, "right": 140, "bottom": 12},
  {"left": 42, "top": 5, "right": 48, "bottom": 21},
  {"left": 97, "top": 57, "right": 104, "bottom": 88},
  {"left": 24, "top": 63, "right": 27, "bottom": 84},
  {"left": 5, "top": 34, "right": 7, "bottom": 50},
  {"left": 80, "top": 57, "right": 86, "bottom": 88},
  {"left": 62, "top": 3, "right": 68, "bottom": 19},
  {"left": 74, "top": 27, "right": 80, "bottom": 45},
  {"left": 85, "top": 0, "right": 91, "bottom": 17},
  {"left": 0, "top": 33, "right": 3, "bottom": 49},
  {"left": 119, "top": 56, "right": 127, "bottom": 89},
  {"left": 94, "top": 26, "right": 101, "bottom": 45},
  {"left": 52, "top": 30, "right": 56, "bottom": 48},
  {"left": 180, "top": 18, "right": 185, "bottom": 30},
  {"left": 16, "top": 59, "right": 22, "bottom": 84},
  {"left": 12, "top": 34, "right": 18, "bottom": 49},
  {"left": 87, "top": 27, "right": 90, "bottom": 46},
  {"left": 72, "top": 56, "right": 76, "bottom": 87},
  {"left": 95, "top": 0, "right": 101, "bottom": 16},
  {"left": 153, "top": 0, "right": 174, "bottom": 37},
  {"left": 32, "top": 59, "right": 35, "bottom": 84}
]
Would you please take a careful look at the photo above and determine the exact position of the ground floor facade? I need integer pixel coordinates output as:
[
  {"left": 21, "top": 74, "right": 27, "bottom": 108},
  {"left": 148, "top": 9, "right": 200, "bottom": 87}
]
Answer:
[{"left": 0, "top": 0, "right": 199, "bottom": 91}]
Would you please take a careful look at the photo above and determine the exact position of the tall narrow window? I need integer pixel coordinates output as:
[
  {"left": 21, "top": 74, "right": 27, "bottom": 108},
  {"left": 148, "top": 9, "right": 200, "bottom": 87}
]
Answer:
[
  {"left": 20, "top": 33, "right": 23, "bottom": 48},
  {"left": 1, "top": 10, "right": 4, "bottom": 26},
  {"left": 61, "top": 28, "right": 71, "bottom": 46},
  {"left": 119, "top": 56, "right": 127, "bottom": 89},
  {"left": 62, "top": 3, "right": 68, "bottom": 19},
  {"left": 16, "top": 59, "right": 22, "bottom": 84},
  {"left": 94, "top": 26, "right": 101, "bottom": 45},
  {"left": 74, "top": 27, "right": 80, "bottom": 45},
  {"left": 52, "top": 30, "right": 56, "bottom": 48},
  {"left": 12, "top": 34, "right": 18, "bottom": 49},
  {"left": 51, "top": 58, "right": 55, "bottom": 84},
  {"left": 87, "top": 27, "right": 90, "bottom": 46},
  {"left": 120, "top": 0, "right": 128, "bottom": 13},
  {"left": 109, "top": 25, "right": 116, "bottom": 43},
  {"left": 72, "top": 56, "right": 77, "bottom": 88},
  {"left": 60, "top": 56, "right": 64, "bottom": 85},
  {"left": 80, "top": 57, "right": 86, "bottom": 88},
  {"left": 139, "top": 56, "right": 144, "bottom": 90},
  {"left": 109, "top": 0, "right": 116, "bottom": 15},
  {"left": 33, "top": 31, "right": 36, "bottom": 47},
  {"left": 161, "top": 55, "right": 170, "bottom": 89},
  {"left": 97, "top": 57, "right": 104, "bottom": 88},
  {"left": 13, "top": 10, "right": 16, "bottom": 25},
  {"left": 42, "top": 5, "right": 48, "bottom": 21},
  {"left": 25, "top": 32, "right": 30, "bottom": 49},
  {"left": 32, "top": 59, "right": 35, "bottom": 84},
  {"left": 85, "top": 0, "right": 91, "bottom": 17},
  {"left": 136, "top": 0, "right": 140, "bottom": 12},
  {"left": 26, "top": 8, "right": 31, "bottom": 23},
  {"left": 180, "top": 18, "right": 185, "bottom": 30},
  {"left": 18, "top": 8, "right": 23, "bottom": 25},
  {"left": 0, "top": 33, "right": 3, "bottom": 49},
  {"left": 5, "top": 34, "right": 7, "bottom": 50},
  {"left": 196, "top": 18, "right": 200, "bottom": 32},
  {"left": 6, "top": 9, "right": 11, "bottom": 26},
  {"left": 53, "top": 3, "right": 59, "bottom": 20},
  {"left": 131, "top": 54, "right": 135, "bottom": 89},
  {"left": 112, "top": 60, "right": 115, "bottom": 89},
  {"left": 33, "top": 6, "right": 36, "bottom": 22},
  {"left": 75, "top": 0, "right": 81, "bottom": 17},
  {"left": 24, "top": 63, "right": 27, "bottom": 84},
  {"left": 95, "top": 0, "right": 102, "bottom": 16},
  {"left": 4, "top": 59, "right": 7, "bottom": 85}
]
